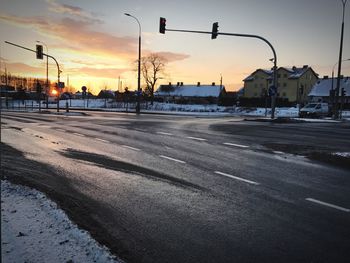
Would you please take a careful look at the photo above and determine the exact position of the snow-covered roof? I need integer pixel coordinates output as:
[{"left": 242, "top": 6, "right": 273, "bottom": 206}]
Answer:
[
  {"left": 243, "top": 66, "right": 316, "bottom": 81},
  {"left": 155, "top": 84, "right": 225, "bottom": 97},
  {"left": 308, "top": 77, "right": 350, "bottom": 97}
]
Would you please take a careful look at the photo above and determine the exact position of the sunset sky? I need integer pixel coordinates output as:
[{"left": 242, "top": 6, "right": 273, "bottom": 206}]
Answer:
[{"left": 1, "top": 0, "right": 349, "bottom": 94}]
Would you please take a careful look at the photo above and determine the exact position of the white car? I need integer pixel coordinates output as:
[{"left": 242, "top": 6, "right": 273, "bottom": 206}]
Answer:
[{"left": 299, "top": 103, "right": 329, "bottom": 118}]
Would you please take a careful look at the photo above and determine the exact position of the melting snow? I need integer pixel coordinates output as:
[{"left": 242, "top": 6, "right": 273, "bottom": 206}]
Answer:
[{"left": 1, "top": 180, "right": 122, "bottom": 263}]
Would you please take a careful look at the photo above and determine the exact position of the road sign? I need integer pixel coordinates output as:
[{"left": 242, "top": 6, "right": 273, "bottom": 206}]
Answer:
[
  {"left": 268, "top": 85, "right": 277, "bottom": 96},
  {"left": 58, "top": 82, "right": 65, "bottom": 89}
]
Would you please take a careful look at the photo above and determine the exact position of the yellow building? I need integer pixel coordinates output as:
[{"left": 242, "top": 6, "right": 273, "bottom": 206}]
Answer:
[{"left": 243, "top": 65, "right": 319, "bottom": 104}]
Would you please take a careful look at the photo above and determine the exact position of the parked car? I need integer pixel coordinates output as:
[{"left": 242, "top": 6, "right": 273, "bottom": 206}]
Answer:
[{"left": 299, "top": 103, "right": 329, "bottom": 118}]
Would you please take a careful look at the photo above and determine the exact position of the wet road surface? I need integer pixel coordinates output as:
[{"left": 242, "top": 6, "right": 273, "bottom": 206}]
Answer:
[{"left": 1, "top": 111, "right": 350, "bottom": 263}]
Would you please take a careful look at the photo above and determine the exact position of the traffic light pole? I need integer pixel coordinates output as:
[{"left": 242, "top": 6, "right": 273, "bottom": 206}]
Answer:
[
  {"left": 165, "top": 28, "right": 278, "bottom": 119},
  {"left": 4, "top": 41, "right": 61, "bottom": 112}
]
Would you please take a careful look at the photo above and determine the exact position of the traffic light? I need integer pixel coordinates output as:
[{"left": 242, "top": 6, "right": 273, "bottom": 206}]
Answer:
[
  {"left": 159, "top": 17, "right": 166, "bottom": 34},
  {"left": 341, "top": 87, "right": 346, "bottom": 97},
  {"left": 211, "top": 22, "right": 219, "bottom": 39},
  {"left": 36, "top": 44, "right": 43, "bottom": 59}
]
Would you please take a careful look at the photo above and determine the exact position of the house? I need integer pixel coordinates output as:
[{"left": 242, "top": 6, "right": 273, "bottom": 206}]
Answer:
[
  {"left": 243, "top": 65, "right": 319, "bottom": 104},
  {"left": 154, "top": 82, "right": 226, "bottom": 104},
  {"left": 308, "top": 76, "right": 350, "bottom": 105}
]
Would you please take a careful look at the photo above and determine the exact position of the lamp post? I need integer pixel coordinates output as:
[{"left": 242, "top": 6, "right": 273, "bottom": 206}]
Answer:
[
  {"left": 125, "top": 13, "right": 141, "bottom": 114},
  {"left": 36, "top": 40, "right": 49, "bottom": 109},
  {"left": 334, "top": 0, "right": 348, "bottom": 119}
]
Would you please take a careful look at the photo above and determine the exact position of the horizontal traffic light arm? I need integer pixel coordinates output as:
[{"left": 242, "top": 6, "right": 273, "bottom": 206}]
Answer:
[
  {"left": 4, "top": 40, "right": 62, "bottom": 82},
  {"left": 164, "top": 29, "right": 277, "bottom": 65}
]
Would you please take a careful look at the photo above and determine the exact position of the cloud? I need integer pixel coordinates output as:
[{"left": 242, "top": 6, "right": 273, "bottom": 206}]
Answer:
[
  {"left": 46, "top": 0, "right": 102, "bottom": 24},
  {"left": 153, "top": 52, "right": 190, "bottom": 63},
  {"left": 0, "top": 14, "right": 136, "bottom": 58},
  {"left": 4, "top": 62, "right": 45, "bottom": 75},
  {"left": 68, "top": 66, "right": 129, "bottom": 79}
]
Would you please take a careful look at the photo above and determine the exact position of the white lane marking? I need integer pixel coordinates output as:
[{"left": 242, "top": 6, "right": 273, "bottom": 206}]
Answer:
[
  {"left": 95, "top": 138, "right": 110, "bottom": 143},
  {"left": 223, "top": 142, "right": 249, "bottom": 148},
  {"left": 159, "top": 155, "right": 186, "bottom": 164},
  {"left": 187, "top": 136, "right": 207, "bottom": 141},
  {"left": 273, "top": 151, "right": 284, "bottom": 154},
  {"left": 73, "top": 132, "right": 85, "bottom": 137},
  {"left": 156, "top": 132, "right": 173, "bottom": 136},
  {"left": 214, "top": 171, "right": 260, "bottom": 185},
  {"left": 135, "top": 128, "right": 147, "bottom": 132},
  {"left": 122, "top": 145, "right": 141, "bottom": 151},
  {"left": 305, "top": 198, "right": 350, "bottom": 213}
]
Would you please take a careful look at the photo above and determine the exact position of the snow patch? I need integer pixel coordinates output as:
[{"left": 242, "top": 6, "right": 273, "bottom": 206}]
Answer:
[{"left": 1, "top": 180, "right": 122, "bottom": 263}]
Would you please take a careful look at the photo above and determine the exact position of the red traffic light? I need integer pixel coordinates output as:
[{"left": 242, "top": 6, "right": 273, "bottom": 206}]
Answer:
[{"left": 159, "top": 17, "right": 166, "bottom": 34}]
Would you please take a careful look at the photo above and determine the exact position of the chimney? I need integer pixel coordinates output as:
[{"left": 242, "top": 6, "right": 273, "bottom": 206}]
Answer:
[
  {"left": 168, "top": 82, "right": 172, "bottom": 86},
  {"left": 177, "top": 82, "right": 180, "bottom": 86},
  {"left": 303, "top": 65, "right": 308, "bottom": 69},
  {"left": 212, "top": 82, "right": 215, "bottom": 86},
  {"left": 197, "top": 82, "right": 200, "bottom": 86},
  {"left": 180, "top": 82, "right": 183, "bottom": 86},
  {"left": 292, "top": 66, "right": 296, "bottom": 71},
  {"left": 323, "top": 76, "right": 329, "bottom": 79}
]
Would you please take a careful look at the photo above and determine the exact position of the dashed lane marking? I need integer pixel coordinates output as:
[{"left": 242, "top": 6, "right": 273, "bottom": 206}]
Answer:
[
  {"left": 186, "top": 136, "right": 207, "bottom": 141},
  {"left": 223, "top": 142, "right": 249, "bottom": 148},
  {"left": 156, "top": 132, "right": 174, "bottom": 136},
  {"left": 122, "top": 145, "right": 141, "bottom": 151},
  {"left": 73, "top": 132, "right": 85, "bottom": 137},
  {"left": 159, "top": 155, "right": 186, "bottom": 164},
  {"left": 214, "top": 171, "right": 259, "bottom": 185},
  {"left": 306, "top": 198, "right": 350, "bottom": 213},
  {"left": 95, "top": 138, "right": 110, "bottom": 143}
]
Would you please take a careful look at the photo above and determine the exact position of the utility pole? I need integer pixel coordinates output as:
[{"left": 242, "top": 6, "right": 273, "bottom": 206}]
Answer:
[{"left": 334, "top": 0, "right": 347, "bottom": 119}]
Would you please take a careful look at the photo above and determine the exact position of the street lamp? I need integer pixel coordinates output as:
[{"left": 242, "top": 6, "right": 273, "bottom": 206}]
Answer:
[
  {"left": 334, "top": 0, "right": 348, "bottom": 119},
  {"left": 36, "top": 40, "right": 49, "bottom": 109},
  {"left": 124, "top": 13, "right": 141, "bottom": 114}
]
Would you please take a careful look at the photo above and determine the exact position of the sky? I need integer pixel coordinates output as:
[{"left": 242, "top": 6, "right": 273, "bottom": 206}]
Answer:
[{"left": 0, "top": 0, "right": 349, "bottom": 94}]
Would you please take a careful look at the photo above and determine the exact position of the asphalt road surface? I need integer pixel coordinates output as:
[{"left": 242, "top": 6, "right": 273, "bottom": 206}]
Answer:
[{"left": 1, "top": 110, "right": 350, "bottom": 263}]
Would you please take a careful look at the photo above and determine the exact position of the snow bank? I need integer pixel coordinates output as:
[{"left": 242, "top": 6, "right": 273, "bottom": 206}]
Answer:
[{"left": 1, "top": 180, "right": 122, "bottom": 263}]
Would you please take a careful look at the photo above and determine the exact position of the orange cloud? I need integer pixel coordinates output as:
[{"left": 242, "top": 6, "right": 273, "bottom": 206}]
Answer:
[
  {"left": 68, "top": 66, "right": 129, "bottom": 79},
  {"left": 5, "top": 62, "right": 43, "bottom": 75},
  {"left": 0, "top": 14, "right": 136, "bottom": 58},
  {"left": 152, "top": 52, "right": 190, "bottom": 63}
]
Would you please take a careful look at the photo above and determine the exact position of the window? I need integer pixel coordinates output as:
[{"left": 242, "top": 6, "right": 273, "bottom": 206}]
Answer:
[
  {"left": 284, "top": 74, "right": 287, "bottom": 78},
  {"left": 277, "top": 74, "right": 281, "bottom": 78},
  {"left": 282, "top": 92, "right": 287, "bottom": 97},
  {"left": 283, "top": 83, "right": 287, "bottom": 87}
]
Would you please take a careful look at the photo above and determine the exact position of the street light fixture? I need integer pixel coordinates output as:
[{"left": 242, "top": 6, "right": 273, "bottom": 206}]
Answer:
[
  {"left": 36, "top": 40, "right": 49, "bottom": 109},
  {"left": 124, "top": 13, "right": 141, "bottom": 114}
]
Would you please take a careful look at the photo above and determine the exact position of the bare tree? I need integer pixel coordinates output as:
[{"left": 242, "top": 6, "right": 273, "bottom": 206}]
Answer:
[{"left": 140, "top": 53, "right": 167, "bottom": 105}]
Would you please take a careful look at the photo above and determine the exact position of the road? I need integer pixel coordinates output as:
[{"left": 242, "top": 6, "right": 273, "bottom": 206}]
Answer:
[{"left": 1, "top": 110, "right": 350, "bottom": 263}]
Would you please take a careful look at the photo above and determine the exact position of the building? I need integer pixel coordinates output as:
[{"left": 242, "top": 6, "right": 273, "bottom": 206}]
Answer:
[
  {"left": 243, "top": 65, "right": 319, "bottom": 104},
  {"left": 308, "top": 76, "right": 350, "bottom": 105},
  {"left": 154, "top": 82, "right": 226, "bottom": 104}
]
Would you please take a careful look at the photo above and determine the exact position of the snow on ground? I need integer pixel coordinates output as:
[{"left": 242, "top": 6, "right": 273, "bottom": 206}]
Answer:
[
  {"left": 333, "top": 152, "right": 350, "bottom": 157},
  {"left": 1, "top": 180, "right": 122, "bottom": 263},
  {"left": 3, "top": 99, "right": 350, "bottom": 120}
]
